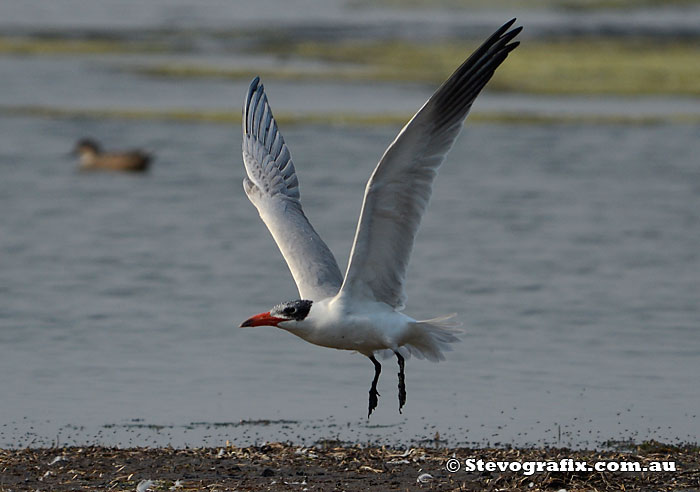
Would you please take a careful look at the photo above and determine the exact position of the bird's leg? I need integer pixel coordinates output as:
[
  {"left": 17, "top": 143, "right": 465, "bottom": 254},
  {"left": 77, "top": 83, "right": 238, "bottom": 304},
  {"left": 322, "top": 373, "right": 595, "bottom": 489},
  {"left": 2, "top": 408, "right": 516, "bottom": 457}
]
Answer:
[
  {"left": 368, "top": 355, "right": 381, "bottom": 418},
  {"left": 396, "top": 351, "right": 406, "bottom": 413}
]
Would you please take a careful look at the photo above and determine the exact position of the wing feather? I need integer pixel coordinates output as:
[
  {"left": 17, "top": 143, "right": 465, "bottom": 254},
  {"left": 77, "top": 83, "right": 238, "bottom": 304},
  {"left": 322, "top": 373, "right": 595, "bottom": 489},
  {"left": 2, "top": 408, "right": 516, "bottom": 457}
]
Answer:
[
  {"left": 242, "top": 78, "right": 343, "bottom": 300},
  {"left": 339, "top": 20, "right": 522, "bottom": 309}
]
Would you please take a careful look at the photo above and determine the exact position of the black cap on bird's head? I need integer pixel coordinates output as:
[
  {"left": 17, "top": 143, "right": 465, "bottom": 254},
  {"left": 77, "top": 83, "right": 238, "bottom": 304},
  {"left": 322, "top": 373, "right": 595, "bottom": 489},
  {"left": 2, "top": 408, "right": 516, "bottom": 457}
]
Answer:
[
  {"left": 73, "top": 137, "right": 101, "bottom": 155},
  {"left": 240, "top": 300, "right": 313, "bottom": 327}
]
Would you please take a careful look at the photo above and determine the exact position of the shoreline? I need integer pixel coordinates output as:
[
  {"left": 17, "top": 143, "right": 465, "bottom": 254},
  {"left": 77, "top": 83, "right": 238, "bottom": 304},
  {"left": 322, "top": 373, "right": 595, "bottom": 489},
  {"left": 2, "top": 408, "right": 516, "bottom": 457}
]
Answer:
[{"left": 2, "top": 441, "right": 698, "bottom": 491}]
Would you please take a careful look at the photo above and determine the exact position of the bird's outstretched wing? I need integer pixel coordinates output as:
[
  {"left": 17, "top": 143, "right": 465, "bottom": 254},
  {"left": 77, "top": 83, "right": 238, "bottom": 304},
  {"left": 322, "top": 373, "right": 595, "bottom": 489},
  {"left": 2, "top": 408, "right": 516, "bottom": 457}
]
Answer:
[
  {"left": 339, "top": 19, "right": 522, "bottom": 309},
  {"left": 242, "top": 77, "right": 343, "bottom": 300}
]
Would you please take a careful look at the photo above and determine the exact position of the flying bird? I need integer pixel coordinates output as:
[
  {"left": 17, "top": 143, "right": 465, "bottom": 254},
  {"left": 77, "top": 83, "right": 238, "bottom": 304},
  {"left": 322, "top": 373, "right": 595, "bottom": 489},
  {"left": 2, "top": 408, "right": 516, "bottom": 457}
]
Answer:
[{"left": 239, "top": 19, "right": 521, "bottom": 417}]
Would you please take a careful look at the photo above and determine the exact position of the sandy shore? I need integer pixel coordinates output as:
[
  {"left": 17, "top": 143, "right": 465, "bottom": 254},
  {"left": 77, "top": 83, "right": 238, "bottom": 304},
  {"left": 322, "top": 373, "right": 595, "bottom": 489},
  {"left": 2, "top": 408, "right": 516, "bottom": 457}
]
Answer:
[{"left": 1, "top": 441, "right": 698, "bottom": 491}]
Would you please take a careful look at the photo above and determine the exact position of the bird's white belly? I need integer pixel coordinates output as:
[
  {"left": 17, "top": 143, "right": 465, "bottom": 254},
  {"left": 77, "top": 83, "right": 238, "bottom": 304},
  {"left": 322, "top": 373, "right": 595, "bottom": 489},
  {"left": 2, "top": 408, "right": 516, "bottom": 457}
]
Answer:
[
  {"left": 308, "top": 321, "right": 387, "bottom": 352},
  {"left": 290, "top": 302, "right": 414, "bottom": 355}
]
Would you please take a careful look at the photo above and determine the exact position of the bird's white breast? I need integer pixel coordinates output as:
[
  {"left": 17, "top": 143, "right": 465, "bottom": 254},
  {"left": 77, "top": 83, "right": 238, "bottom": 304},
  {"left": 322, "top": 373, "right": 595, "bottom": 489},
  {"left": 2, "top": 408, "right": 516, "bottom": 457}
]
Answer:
[{"left": 280, "top": 297, "right": 414, "bottom": 355}]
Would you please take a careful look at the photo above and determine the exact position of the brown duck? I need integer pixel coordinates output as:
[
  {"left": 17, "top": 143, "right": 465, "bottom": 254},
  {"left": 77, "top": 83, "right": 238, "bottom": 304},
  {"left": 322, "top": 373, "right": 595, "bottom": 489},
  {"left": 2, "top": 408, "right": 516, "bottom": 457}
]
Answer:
[{"left": 73, "top": 138, "right": 152, "bottom": 173}]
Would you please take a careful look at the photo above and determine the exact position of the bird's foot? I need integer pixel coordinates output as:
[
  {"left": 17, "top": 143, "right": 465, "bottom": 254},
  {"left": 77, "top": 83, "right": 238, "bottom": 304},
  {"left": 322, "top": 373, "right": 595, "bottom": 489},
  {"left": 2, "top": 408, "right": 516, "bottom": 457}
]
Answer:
[
  {"left": 368, "top": 387, "right": 380, "bottom": 418},
  {"left": 368, "top": 354, "right": 382, "bottom": 418},
  {"left": 396, "top": 352, "right": 406, "bottom": 414},
  {"left": 398, "top": 371, "right": 406, "bottom": 414}
]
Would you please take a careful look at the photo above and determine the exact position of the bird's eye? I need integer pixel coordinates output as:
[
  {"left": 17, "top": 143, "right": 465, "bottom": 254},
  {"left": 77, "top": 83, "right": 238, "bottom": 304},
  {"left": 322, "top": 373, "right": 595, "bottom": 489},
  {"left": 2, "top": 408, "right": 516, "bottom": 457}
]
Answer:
[{"left": 284, "top": 307, "right": 296, "bottom": 315}]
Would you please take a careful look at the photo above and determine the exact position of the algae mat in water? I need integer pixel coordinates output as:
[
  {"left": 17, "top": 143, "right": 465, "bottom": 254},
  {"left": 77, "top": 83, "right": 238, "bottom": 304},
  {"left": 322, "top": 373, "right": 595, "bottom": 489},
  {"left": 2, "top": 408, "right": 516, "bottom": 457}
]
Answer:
[
  {"left": 0, "top": 37, "right": 165, "bottom": 55},
  {"left": 262, "top": 38, "right": 700, "bottom": 96},
  {"left": 3, "top": 32, "right": 698, "bottom": 96},
  {"left": 3, "top": 104, "right": 698, "bottom": 126},
  {"left": 128, "top": 38, "right": 700, "bottom": 96}
]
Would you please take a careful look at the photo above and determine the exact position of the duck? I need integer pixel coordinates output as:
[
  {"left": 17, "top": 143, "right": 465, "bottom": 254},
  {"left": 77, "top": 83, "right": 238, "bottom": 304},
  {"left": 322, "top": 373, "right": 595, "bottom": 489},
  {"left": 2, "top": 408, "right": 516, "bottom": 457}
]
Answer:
[{"left": 72, "top": 138, "right": 152, "bottom": 173}]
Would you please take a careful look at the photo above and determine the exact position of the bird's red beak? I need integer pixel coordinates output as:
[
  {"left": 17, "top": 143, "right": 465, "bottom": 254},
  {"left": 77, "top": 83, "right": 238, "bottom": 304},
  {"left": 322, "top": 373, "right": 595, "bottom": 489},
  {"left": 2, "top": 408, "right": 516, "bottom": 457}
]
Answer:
[{"left": 240, "top": 311, "right": 285, "bottom": 328}]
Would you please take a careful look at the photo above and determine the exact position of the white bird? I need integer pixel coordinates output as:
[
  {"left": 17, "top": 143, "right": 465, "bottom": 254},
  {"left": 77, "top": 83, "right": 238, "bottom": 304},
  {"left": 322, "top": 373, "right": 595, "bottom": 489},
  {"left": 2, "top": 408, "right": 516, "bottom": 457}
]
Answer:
[{"left": 239, "top": 19, "right": 521, "bottom": 417}]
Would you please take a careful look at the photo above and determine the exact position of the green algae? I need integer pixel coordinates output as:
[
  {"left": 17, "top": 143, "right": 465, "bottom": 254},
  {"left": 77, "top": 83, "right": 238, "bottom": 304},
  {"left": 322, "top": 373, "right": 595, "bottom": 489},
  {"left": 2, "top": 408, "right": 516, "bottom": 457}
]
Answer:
[
  {"left": 3, "top": 104, "right": 698, "bottom": 126},
  {"left": 124, "top": 37, "right": 700, "bottom": 97},
  {"left": 0, "top": 36, "right": 166, "bottom": 55},
  {"left": 133, "top": 64, "right": 373, "bottom": 83},
  {"left": 261, "top": 37, "right": 700, "bottom": 96}
]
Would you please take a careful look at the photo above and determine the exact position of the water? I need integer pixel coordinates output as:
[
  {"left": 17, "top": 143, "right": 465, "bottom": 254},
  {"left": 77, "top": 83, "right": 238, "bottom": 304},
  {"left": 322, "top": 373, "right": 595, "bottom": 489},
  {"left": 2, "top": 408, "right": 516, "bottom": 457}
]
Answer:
[
  {"left": 2, "top": 0, "right": 699, "bottom": 37},
  {"left": 2, "top": 115, "right": 698, "bottom": 448},
  {"left": 1, "top": 0, "right": 699, "bottom": 450}
]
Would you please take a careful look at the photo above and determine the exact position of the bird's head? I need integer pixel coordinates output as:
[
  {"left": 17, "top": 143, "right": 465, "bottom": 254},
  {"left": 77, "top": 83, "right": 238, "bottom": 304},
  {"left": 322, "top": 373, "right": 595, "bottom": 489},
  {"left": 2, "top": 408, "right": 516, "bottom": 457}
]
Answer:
[
  {"left": 73, "top": 138, "right": 101, "bottom": 156},
  {"left": 240, "top": 300, "right": 313, "bottom": 328},
  {"left": 72, "top": 138, "right": 101, "bottom": 168}
]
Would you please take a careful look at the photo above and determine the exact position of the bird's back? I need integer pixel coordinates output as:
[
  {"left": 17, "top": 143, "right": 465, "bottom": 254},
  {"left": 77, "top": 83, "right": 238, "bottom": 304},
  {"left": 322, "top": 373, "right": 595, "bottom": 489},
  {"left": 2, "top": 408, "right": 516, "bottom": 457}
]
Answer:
[{"left": 85, "top": 151, "right": 151, "bottom": 172}]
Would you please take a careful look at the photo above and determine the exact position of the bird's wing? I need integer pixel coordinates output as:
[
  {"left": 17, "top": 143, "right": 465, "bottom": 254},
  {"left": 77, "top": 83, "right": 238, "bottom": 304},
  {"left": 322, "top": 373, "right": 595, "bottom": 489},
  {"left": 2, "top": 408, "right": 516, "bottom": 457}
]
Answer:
[
  {"left": 339, "top": 19, "right": 521, "bottom": 309},
  {"left": 241, "top": 77, "right": 344, "bottom": 300}
]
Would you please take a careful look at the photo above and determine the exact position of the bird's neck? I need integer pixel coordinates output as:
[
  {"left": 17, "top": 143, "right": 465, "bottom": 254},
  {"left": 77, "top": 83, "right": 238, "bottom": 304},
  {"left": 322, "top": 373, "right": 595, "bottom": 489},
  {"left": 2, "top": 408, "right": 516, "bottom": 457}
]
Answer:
[
  {"left": 79, "top": 151, "right": 98, "bottom": 167},
  {"left": 278, "top": 319, "right": 317, "bottom": 343}
]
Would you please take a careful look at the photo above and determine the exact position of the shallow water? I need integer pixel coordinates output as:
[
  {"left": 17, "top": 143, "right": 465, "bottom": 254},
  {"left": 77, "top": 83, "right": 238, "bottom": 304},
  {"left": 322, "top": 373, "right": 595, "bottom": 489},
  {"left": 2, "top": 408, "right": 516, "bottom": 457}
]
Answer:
[
  {"left": 2, "top": 0, "right": 699, "bottom": 38},
  {"left": 1, "top": 0, "right": 699, "bottom": 450},
  {"left": 3, "top": 55, "right": 699, "bottom": 122},
  {"left": 1, "top": 115, "right": 698, "bottom": 449}
]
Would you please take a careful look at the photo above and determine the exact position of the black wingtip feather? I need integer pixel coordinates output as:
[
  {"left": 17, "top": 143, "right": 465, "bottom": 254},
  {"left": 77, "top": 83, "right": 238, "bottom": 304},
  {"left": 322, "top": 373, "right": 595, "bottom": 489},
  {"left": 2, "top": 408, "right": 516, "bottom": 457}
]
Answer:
[
  {"left": 245, "top": 77, "right": 260, "bottom": 111},
  {"left": 429, "top": 19, "right": 522, "bottom": 126},
  {"left": 491, "top": 18, "right": 519, "bottom": 45},
  {"left": 243, "top": 76, "right": 264, "bottom": 136}
]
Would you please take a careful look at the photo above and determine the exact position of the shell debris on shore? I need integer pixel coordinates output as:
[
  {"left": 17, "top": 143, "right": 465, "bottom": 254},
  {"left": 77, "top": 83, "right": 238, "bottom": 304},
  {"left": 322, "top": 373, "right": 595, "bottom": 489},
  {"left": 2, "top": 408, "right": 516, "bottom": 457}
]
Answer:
[{"left": 0, "top": 441, "right": 698, "bottom": 491}]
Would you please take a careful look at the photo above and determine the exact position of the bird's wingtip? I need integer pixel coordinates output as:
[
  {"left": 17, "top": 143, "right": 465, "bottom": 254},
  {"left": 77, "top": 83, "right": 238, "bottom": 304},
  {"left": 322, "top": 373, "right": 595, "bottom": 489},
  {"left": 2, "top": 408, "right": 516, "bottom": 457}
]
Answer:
[
  {"left": 247, "top": 76, "right": 262, "bottom": 98},
  {"left": 501, "top": 18, "right": 523, "bottom": 36}
]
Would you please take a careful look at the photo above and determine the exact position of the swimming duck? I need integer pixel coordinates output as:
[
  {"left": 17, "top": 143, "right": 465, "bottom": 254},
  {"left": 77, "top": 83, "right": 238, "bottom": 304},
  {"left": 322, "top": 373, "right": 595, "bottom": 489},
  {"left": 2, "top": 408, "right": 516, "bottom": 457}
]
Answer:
[{"left": 73, "top": 138, "right": 152, "bottom": 173}]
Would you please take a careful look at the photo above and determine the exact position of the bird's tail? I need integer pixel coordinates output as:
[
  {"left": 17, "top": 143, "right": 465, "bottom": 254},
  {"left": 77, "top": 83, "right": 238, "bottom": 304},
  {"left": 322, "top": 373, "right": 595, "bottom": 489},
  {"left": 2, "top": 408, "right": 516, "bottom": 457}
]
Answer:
[{"left": 389, "top": 314, "right": 462, "bottom": 362}]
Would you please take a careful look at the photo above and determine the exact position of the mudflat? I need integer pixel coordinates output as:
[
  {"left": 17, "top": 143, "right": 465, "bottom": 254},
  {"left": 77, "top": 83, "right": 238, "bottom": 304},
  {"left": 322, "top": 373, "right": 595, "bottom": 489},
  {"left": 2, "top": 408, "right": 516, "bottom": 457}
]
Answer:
[{"left": 1, "top": 441, "right": 698, "bottom": 491}]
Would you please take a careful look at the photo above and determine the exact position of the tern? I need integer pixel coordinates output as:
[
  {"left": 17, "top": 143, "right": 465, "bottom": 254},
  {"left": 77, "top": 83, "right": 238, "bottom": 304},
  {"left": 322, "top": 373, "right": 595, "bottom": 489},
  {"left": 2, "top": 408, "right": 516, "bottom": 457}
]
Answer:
[{"left": 240, "top": 19, "right": 521, "bottom": 417}]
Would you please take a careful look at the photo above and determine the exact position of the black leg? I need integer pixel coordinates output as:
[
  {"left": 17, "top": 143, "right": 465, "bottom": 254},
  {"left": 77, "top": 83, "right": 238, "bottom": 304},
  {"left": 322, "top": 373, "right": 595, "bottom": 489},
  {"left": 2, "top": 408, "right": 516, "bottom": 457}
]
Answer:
[
  {"left": 396, "top": 352, "right": 406, "bottom": 413},
  {"left": 368, "top": 355, "right": 381, "bottom": 418}
]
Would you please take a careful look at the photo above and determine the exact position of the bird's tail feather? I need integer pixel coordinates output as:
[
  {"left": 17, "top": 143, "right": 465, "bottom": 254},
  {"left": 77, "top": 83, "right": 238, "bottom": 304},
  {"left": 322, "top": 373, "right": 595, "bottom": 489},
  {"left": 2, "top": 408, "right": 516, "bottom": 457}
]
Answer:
[{"left": 378, "top": 314, "right": 462, "bottom": 362}]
